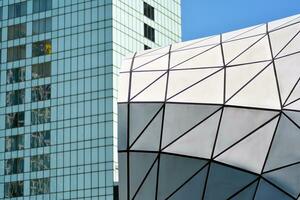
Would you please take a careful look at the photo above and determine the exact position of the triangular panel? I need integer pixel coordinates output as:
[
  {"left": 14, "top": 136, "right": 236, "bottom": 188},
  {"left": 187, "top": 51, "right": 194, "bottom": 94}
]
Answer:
[
  {"left": 225, "top": 61, "right": 271, "bottom": 101},
  {"left": 161, "top": 103, "right": 221, "bottom": 148},
  {"left": 275, "top": 53, "right": 300, "bottom": 104},
  {"left": 204, "top": 162, "right": 257, "bottom": 199},
  {"left": 171, "top": 45, "right": 223, "bottom": 70},
  {"left": 226, "top": 65, "right": 281, "bottom": 109},
  {"left": 130, "top": 71, "right": 167, "bottom": 100},
  {"left": 215, "top": 117, "right": 279, "bottom": 173},
  {"left": 230, "top": 36, "right": 271, "bottom": 65},
  {"left": 264, "top": 115, "right": 300, "bottom": 171},
  {"left": 157, "top": 154, "right": 207, "bottom": 200},
  {"left": 134, "top": 161, "right": 158, "bottom": 200},
  {"left": 170, "top": 45, "right": 220, "bottom": 69},
  {"left": 269, "top": 22, "right": 300, "bottom": 57},
  {"left": 222, "top": 35, "right": 267, "bottom": 65},
  {"left": 169, "top": 165, "right": 208, "bottom": 200},
  {"left": 214, "top": 107, "right": 279, "bottom": 156},
  {"left": 283, "top": 110, "right": 300, "bottom": 127},
  {"left": 131, "top": 109, "right": 163, "bottom": 151},
  {"left": 163, "top": 109, "right": 222, "bottom": 159},
  {"left": 167, "top": 69, "right": 224, "bottom": 104},
  {"left": 254, "top": 179, "right": 294, "bottom": 200},
  {"left": 231, "top": 180, "right": 259, "bottom": 200},
  {"left": 129, "top": 103, "right": 163, "bottom": 146},
  {"left": 285, "top": 79, "right": 300, "bottom": 106},
  {"left": 264, "top": 163, "right": 300, "bottom": 198},
  {"left": 129, "top": 152, "right": 158, "bottom": 199},
  {"left": 167, "top": 68, "right": 221, "bottom": 99}
]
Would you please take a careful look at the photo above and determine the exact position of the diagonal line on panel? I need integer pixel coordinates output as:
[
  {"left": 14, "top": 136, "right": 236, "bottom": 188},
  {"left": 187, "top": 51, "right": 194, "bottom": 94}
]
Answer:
[
  {"left": 129, "top": 105, "right": 164, "bottom": 149},
  {"left": 129, "top": 71, "right": 168, "bottom": 101},
  {"left": 225, "top": 61, "right": 273, "bottom": 104},
  {"left": 133, "top": 53, "right": 169, "bottom": 71},
  {"left": 284, "top": 98, "right": 300, "bottom": 108},
  {"left": 227, "top": 178, "right": 260, "bottom": 200},
  {"left": 283, "top": 77, "right": 300, "bottom": 106},
  {"left": 282, "top": 111, "right": 300, "bottom": 129},
  {"left": 131, "top": 155, "right": 159, "bottom": 200},
  {"left": 225, "top": 34, "right": 267, "bottom": 66},
  {"left": 161, "top": 106, "right": 223, "bottom": 150},
  {"left": 261, "top": 176, "right": 297, "bottom": 199},
  {"left": 213, "top": 114, "right": 280, "bottom": 159},
  {"left": 262, "top": 161, "right": 300, "bottom": 174},
  {"left": 274, "top": 30, "right": 300, "bottom": 58},
  {"left": 170, "top": 44, "right": 221, "bottom": 70},
  {"left": 166, "top": 67, "right": 224, "bottom": 101}
]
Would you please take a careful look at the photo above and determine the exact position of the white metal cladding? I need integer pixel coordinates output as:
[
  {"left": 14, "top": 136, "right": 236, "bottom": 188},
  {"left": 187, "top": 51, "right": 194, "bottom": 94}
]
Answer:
[{"left": 118, "top": 14, "right": 300, "bottom": 200}]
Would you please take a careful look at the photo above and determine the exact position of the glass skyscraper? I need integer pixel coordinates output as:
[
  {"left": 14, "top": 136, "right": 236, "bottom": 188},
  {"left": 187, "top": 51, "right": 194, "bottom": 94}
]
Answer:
[{"left": 0, "top": 0, "right": 181, "bottom": 199}]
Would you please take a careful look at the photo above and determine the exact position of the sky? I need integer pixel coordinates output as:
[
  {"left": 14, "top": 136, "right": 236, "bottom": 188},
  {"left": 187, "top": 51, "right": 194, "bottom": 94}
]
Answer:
[{"left": 181, "top": 0, "right": 300, "bottom": 41}]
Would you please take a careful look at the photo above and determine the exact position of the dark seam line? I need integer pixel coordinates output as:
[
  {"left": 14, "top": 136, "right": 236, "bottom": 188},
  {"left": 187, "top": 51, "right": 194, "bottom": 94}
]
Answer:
[
  {"left": 227, "top": 178, "right": 260, "bottom": 200},
  {"left": 161, "top": 106, "right": 223, "bottom": 151},
  {"left": 275, "top": 49, "right": 300, "bottom": 60},
  {"left": 213, "top": 114, "right": 280, "bottom": 159},
  {"left": 167, "top": 67, "right": 224, "bottom": 101},
  {"left": 170, "top": 44, "right": 220, "bottom": 69},
  {"left": 261, "top": 176, "right": 297, "bottom": 199},
  {"left": 266, "top": 23, "right": 283, "bottom": 109},
  {"left": 283, "top": 77, "right": 300, "bottom": 106},
  {"left": 274, "top": 30, "right": 300, "bottom": 58},
  {"left": 129, "top": 105, "right": 164, "bottom": 149},
  {"left": 131, "top": 156, "right": 159, "bottom": 200},
  {"left": 133, "top": 53, "right": 169, "bottom": 71},
  {"left": 201, "top": 107, "right": 225, "bottom": 199},
  {"left": 226, "top": 34, "right": 267, "bottom": 66},
  {"left": 165, "top": 162, "right": 210, "bottom": 200},
  {"left": 284, "top": 97, "right": 300, "bottom": 107},
  {"left": 259, "top": 113, "right": 282, "bottom": 174},
  {"left": 223, "top": 24, "right": 266, "bottom": 42},
  {"left": 155, "top": 45, "right": 172, "bottom": 200},
  {"left": 262, "top": 161, "right": 300, "bottom": 174},
  {"left": 220, "top": 34, "right": 226, "bottom": 104},
  {"left": 269, "top": 17, "right": 300, "bottom": 33},
  {"left": 129, "top": 71, "right": 168, "bottom": 101},
  {"left": 126, "top": 52, "right": 137, "bottom": 200},
  {"left": 225, "top": 61, "right": 273, "bottom": 104},
  {"left": 282, "top": 111, "right": 300, "bottom": 129},
  {"left": 251, "top": 178, "right": 260, "bottom": 200}
]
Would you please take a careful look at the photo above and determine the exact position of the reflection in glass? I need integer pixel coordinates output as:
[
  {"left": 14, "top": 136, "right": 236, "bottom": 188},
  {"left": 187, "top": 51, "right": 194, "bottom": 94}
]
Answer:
[
  {"left": 5, "top": 181, "right": 24, "bottom": 198},
  {"left": 8, "top": 2, "right": 27, "bottom": 19},
  {"left": 31, "top": 131, "right": 50, "bottom": 148},
  {"left": 32, "top": 84, "right": 51, "bottom": 102},
  {"left": 32, "top": 62, "right": 51, "bottom": 79},
  {"left": 6, "top": 89, "right": 25, "bottom": 106},
  {"left": 5, "top": 135, "right": 24, "bottom": 152},
  {"left": 31, "top": 107, "right": 51, "bottom": 125},
  {"left": 33, "top": 0, "right": 52, "bottom": 13},
  {"left": 6, "top": 112, "right": 25, "bottom": 128},
  {"left": 32, "top": 40, "right": 52, "bottom": 57},
  {"left": 8, "top": 23, "right": 26, "bottom": 40},
  {"left": 7, "top": 45, "right": 26, "bottom": 62},
  {"left": 31, "top": 154, "right": 50, "bottom": 171},
  {"left": 6, "top": 67, "right": 25, "bottom": 84},
  {"left": 5, "top": 158, "right": 24, "bottom": 175},
  {"left": 144, "top": 23, "right": 155, "bottom": 42},
  {"left": 30, "top": 178, "right": 50, "bottom": 195},
  {"left": 32, "top": 17, "right": 51, "bottom": 35}
]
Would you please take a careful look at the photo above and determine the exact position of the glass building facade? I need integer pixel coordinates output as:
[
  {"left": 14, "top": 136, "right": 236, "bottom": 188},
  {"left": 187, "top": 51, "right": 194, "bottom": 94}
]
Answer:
[{"left": 0, "top": 0, "right": 181, "bottom": 199}]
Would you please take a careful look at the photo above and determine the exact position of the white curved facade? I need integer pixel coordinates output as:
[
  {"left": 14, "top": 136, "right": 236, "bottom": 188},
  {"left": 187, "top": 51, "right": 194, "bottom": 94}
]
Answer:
[{"left": 118, "top": 14, "right": 300, "bottom": 200}]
